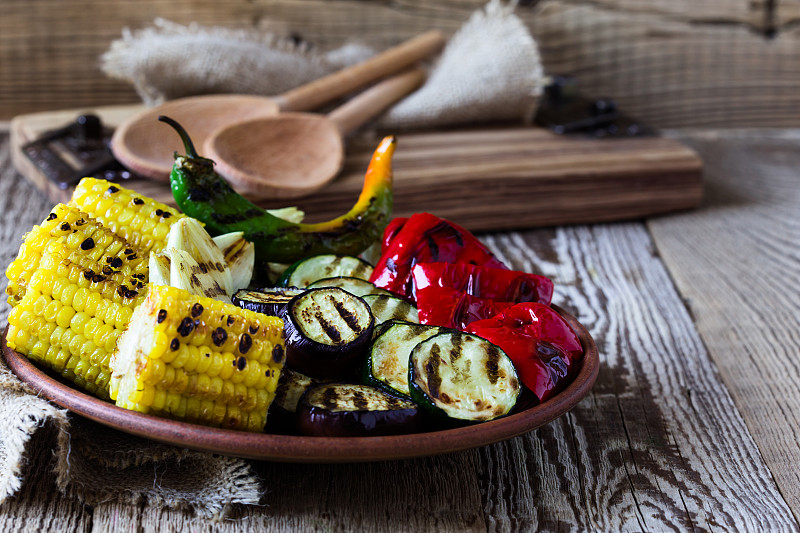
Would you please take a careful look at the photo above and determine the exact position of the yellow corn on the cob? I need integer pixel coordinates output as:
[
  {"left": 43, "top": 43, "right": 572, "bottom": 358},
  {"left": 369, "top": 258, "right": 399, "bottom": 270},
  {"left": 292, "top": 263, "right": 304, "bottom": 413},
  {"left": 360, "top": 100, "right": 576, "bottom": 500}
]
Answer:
[
  {"left": 5, "top": 204, "right": 147, "bottom": 307},
  {"left": 110, "top": 285, "right": 285, "bottom": 432},
  {"left": 69, "top": 177, "right": 185, "bottom": 254},
  {"left": 5, "top": 240, "right": 146, "bottom": 399}
]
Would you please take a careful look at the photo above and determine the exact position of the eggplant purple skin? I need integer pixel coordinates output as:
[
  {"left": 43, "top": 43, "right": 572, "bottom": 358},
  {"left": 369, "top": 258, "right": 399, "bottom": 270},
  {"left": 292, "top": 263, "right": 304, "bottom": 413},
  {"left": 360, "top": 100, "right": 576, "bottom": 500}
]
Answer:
[
  {"left": 279, "top": 289, "right": 374, "bottom": 379},
  {"left": 296, "top": 399, "right": 423, "bottom": 437},
  {"left": 231, "top": 287, "right": 303, "bottom": 317}
]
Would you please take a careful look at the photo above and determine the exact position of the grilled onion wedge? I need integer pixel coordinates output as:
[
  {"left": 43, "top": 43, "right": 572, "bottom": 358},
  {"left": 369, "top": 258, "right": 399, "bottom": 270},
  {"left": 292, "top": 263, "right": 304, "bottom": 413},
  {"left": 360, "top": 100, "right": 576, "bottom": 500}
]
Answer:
[
  {"left": 280, "top": 287, "right": 374, "bottom": 379},
  {"left": 296, "top": 383, "right": 422, "bottom": 437}
]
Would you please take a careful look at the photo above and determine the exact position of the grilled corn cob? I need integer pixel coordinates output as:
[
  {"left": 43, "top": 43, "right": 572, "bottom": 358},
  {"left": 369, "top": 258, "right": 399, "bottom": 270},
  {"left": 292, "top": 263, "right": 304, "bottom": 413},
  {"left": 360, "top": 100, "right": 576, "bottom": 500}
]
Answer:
[
  {"left": 110, "top": 285, "right": 285, "bottom": 431},
  {"left": 5, "top": 204, "right": 148, "bottom": 307},
  {"left": 69, "top": 177, "right": 185, "bottom": 254},
  {"left": 6, "top": 239, "right": 146, "bottom": 399}
]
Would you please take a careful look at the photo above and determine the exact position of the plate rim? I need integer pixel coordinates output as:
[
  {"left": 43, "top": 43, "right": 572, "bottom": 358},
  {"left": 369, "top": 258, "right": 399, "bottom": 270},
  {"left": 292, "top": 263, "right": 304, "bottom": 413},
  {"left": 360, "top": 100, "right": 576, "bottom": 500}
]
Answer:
[{"left": 1, "top": 305, "right": 599, "bottom": 463}]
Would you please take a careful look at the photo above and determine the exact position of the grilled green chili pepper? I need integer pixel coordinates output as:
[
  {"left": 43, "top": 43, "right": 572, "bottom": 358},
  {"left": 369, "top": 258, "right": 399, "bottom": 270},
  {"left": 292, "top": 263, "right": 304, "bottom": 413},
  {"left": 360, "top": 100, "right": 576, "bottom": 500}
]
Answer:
[{"left": 159, "top": 116, "right": 395, "bottom": 264}]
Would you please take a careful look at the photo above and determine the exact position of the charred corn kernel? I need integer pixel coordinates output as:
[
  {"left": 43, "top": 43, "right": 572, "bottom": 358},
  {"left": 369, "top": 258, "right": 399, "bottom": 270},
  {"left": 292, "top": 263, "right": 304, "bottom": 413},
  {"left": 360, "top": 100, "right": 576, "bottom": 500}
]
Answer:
[
  {"left": 5, "top": 203, "right": 147, "bottom": 307},
  {"left": 5, "top": 241, "right": 145, "bottom": 399},
  {"left": 110, "top": 285, "right": 285, "bottom": 431},
  {"left": 69, "top": 177, "right": 185, "bottom": 254}
]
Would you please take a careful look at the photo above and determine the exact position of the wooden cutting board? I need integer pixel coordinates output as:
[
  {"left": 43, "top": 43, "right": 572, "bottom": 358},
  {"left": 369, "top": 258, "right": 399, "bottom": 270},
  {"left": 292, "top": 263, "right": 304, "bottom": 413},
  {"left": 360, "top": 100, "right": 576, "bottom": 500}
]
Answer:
[{"left": 9, "top": 104, "right": 703, "bottom": 232}]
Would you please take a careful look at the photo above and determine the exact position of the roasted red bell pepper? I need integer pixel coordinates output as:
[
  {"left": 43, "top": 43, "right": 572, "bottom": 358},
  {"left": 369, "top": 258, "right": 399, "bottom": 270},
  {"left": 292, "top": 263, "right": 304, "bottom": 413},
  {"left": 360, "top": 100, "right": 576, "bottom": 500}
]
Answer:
[
  {"left": 381, "top": 216, "right": 408, "bottom": 253},
  {"left": 466, "top": 302, "right": 583, "bottom": 402},
  {"left": 411, "top": 262, "right": 554, "bottom": 306},
  {"left": 370, "top": 213, "right": 507, "bottom": 299},
  {"left": 415, "top": 285, "right": 516, "bottom": 330}
]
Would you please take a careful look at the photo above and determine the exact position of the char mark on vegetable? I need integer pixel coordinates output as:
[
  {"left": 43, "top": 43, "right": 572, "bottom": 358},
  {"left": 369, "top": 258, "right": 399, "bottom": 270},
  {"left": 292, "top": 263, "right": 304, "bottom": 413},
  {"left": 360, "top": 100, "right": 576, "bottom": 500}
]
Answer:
[
  {"left": 314, "top": 310, "right": 342, "bottom": 343},
  {"left": 272, "top": 344, "right": 284, "bottom": 363},
  {"left": 332, "top": 299, "right": 362, "bottom": 333},
  {"left": 352, "top": 390, "right": 369, "bottom": 410},
  {"left": 322, "top": 387, "right": 340, "bottom": 408},
  {"left": 485, "top": 344, "right": 502, "bottom": 384},
  {"left": 177, "top": 317, "right": 195, "bottom": 337},
  {"left": 209, "top": 208, "right": 264, "bottom": 225},
  {"left": 425, "top": 344, "right": 443, "bottom": 399},
  {"left": 449, "top": 334, "right": 463, "bottom": 363},
  {"left": 187, "top": 187, "right": 210, "bottom": 202},
  {"left": 212, "top": 327, "right": 228, "bottom": 346},
  {"left": 239, "top": 333, "right": 252, "bottom": 354}
]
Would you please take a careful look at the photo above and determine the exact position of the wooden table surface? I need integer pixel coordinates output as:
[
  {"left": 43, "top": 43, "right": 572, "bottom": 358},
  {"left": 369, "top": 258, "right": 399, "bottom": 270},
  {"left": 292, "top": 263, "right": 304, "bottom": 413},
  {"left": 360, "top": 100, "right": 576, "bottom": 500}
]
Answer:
[{"left": 1, "top": 127, "right": 799, "bottom": 532}]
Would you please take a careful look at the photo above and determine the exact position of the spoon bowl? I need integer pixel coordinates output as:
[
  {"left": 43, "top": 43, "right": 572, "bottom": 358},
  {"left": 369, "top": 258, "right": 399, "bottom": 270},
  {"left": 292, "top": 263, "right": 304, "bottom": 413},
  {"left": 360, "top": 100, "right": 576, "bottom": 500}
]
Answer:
[
  {"left": 111, "top": 95, "right": 279, "bottom": 179},
  {"left": 209, "top": 114, "right": 343, "bottom": 198},
  {"left": 205, "top": 68, "right": 425, "bottom": 199}
]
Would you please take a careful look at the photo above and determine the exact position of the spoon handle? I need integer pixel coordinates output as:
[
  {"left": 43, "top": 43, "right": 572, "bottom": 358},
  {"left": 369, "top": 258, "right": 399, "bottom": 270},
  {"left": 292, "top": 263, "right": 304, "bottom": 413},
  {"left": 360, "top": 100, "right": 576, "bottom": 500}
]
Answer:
[
  {"left": 327, "top": 68, "right": 426, "bottom": 136},
  {"left": 273, "top": 30, "right": 444, "bottom": 113}
]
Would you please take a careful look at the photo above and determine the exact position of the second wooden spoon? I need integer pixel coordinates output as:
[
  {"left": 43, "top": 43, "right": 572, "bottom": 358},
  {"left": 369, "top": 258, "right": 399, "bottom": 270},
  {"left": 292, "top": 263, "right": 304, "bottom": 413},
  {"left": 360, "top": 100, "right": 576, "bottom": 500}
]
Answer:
[{"left": 205, "top": 68, "right": 425, "bottom": 199}]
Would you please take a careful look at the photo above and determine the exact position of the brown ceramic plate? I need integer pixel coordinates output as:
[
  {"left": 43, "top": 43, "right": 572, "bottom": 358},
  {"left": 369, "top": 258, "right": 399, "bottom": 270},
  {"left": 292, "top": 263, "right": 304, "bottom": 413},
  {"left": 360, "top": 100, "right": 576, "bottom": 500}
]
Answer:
[{"left": 1, "top": 306, "right": 598, "bottom": 463}]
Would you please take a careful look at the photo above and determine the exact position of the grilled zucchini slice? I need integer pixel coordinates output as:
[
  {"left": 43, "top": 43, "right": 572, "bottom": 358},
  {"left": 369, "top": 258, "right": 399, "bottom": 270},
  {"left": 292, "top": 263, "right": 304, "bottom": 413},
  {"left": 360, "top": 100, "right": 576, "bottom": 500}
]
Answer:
[
  {"left": 408, "top": 331, "right": 520, "bottom": 424},
  {"left": 280, "top": 287, "right": 374, "bottom": 379},
  {"left": 363, "top": 322, "right": 443, "bottom": 398},
  {"left": 296, "top": 383, "right": 421, "bottom": 437},
  {"left": 362, "top": 293, "right": 419, "bottom": 325},
  {"left": 307, "top": 276, "right": 393, "bottom": 298},
  {"left": 279, "top": 254, "right": 373, "bottom": 288}
]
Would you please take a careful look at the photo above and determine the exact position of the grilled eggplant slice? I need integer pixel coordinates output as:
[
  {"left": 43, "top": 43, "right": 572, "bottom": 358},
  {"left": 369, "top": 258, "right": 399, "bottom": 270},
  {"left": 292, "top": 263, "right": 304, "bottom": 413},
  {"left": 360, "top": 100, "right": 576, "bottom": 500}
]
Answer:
[
  {"left": 296, "top": 383, "right": 421, "bottom": 437},
  {"left": 307, "top": 276, "right": 393, "bottom": 298},
  {"left": 281, "top": 287, "right": 374, "bottom": 379},
  {"left": 409, "top": 331, "right": 521, "bottom": 424},
  {"left": 279, "top": 254, "right": 373, "bottom": 288},
  {"left": 363, "top": 322, "right": 443, "bottom": 398},
  {"left": 362, "top": 294, "right": 419, "bottom": 325},
  {"left": 268, "top": 367, "right": 333, "bottom": 432},
  {"left": 232, "top": 287, "right": 304, "bottom": 317}
]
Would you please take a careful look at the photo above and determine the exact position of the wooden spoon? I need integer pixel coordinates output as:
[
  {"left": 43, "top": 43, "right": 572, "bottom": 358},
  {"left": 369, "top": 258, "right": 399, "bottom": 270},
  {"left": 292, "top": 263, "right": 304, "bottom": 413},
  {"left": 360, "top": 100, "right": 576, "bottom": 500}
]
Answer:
[
  {"left": 205, "top": 68, "right": 425, "bottom": 199},
  {"left": 111, "top": 30, "right": 445, "bottom": 181}
]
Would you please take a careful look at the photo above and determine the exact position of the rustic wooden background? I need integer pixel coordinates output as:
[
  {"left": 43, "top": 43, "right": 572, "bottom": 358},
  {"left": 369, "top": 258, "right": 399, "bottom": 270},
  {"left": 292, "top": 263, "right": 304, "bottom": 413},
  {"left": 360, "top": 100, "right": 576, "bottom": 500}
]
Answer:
[
  {"left": 2, "top": 128, "right": 800, "bottom": 531},
  {"left": 2, "top": 0, "right": 799, "bottom": 127}
]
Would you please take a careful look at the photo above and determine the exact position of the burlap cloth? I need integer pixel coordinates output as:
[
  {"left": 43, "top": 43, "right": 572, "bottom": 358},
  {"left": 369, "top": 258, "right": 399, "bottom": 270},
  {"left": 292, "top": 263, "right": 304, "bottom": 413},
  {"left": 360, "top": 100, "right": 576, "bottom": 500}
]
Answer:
[
  {"left": 1, "top": 0, "right": 544, "bottom": 518},
  {"left": 102, "top": 0, "right": 544, "bottom": 130}
]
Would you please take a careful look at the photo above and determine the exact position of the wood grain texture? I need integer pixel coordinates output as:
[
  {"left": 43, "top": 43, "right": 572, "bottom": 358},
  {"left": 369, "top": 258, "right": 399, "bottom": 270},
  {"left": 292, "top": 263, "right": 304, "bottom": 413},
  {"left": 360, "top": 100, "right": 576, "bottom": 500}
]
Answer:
[
  {"left": 649, "top": 129, "right": 800, "bottom": 523},
  {"left": 9, "top": 105, "right": 703, "bottom": 233},
  {"left": 479, "top": 224, "right": 799, "bottom": 531},
  {"left": 529, "top": 0, "right": 800, "bottom": 128},
  {"left": 1, "top": 0, "right": 798, "bottom": 128},
  {"left": 775, "top": 0, "right": 800, "bottom": 27},
  {"left": 1, "top": 129, "right": 798, "bottom": 531}
]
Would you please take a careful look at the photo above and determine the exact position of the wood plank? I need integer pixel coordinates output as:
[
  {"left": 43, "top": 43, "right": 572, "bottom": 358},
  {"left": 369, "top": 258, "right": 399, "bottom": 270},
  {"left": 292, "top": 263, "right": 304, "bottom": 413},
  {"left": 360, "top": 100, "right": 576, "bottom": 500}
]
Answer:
[
  {"left": 0, "top": 0, "right": 794, "bottom": 129},
  {"left": 648, "top": 129, "right": 800, "bottom": 522},
  {"left": 90, "top": 453, "right": 487, "bottom": 532},
  {"left": 475, "top": 225, "right": 799, "bottom": 531},
  {"left": 775, "top": 0, "right": 800, "bottom": 27},
  {"left": 529, "top": 1, "right": 800, "bottom": 128},
  {"left": 8, "top": 104, "right": 703, "bottom": 234}
]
